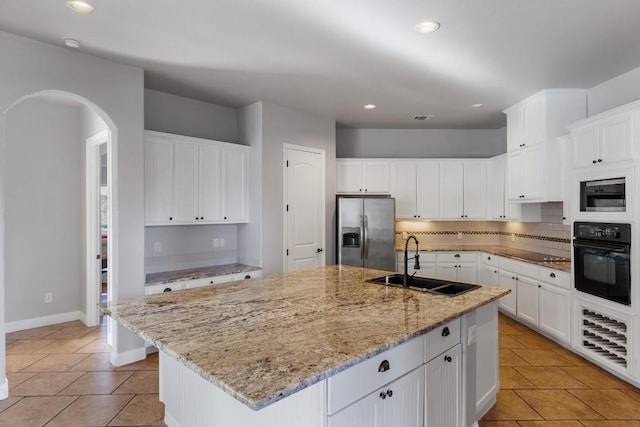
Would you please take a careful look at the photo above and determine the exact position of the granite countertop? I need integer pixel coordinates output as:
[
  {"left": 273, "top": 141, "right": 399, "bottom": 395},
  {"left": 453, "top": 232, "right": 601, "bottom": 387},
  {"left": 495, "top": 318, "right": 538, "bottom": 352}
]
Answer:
[
  {"left": 104, "top": 265, "right": 509, "bottom": 410},
  {"left": 394, "top": 245, "right": 571, "bottom": 273},
  {"left": 145, "top": 263, "right": 261, "bottom": 286}
]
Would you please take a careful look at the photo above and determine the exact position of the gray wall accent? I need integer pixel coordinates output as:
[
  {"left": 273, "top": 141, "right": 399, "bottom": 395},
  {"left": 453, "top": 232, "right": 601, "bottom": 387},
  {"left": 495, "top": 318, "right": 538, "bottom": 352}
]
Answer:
[
  {"left": 588, "top": 65, "right": 640, "bottom": 116},
  {"left": 0, "top": 30, "right": 145, "bottom": 365},
  {"left": 336, "top": 128, "right": 506, "bottom": 158},
  {"left": 144, "top": 89, "right": 238, "bottom": 142},
  {"left": 237, "top": 102, "right": 263, "bottom": 268},
  {"left": 5, "top": 99, "right": 83, "bottom": 322},
  {"left": 261, "top": 102, "right": 336, "bottom": 274},
  {"left": 145, "top": 225, "right": 238, "bottom": 274}
]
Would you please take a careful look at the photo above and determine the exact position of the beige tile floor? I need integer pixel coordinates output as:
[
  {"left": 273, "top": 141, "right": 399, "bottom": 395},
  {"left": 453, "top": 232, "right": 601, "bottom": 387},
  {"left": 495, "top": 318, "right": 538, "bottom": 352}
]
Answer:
[
  {"left": 481, "top": 314, "right": 640, "bottom": 427},
  {"left": 4, "top": 313, "right": 640, "bottom": 426},
  {"left": 3, "top": 318, "right": 165, "bottom": 426}
]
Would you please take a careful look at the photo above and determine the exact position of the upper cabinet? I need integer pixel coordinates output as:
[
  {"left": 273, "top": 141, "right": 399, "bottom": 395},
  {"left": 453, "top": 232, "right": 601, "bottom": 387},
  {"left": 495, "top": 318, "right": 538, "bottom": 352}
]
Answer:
[
  {"left": 489, "top": 154, "right": 541, "bottom": 222},
  {"left": 440, "top": 161, "right": 487, "bottom": 220},
  {"left": 567, "top": 101, "right": 638, "bottom": 169},
  {"left": 336, "top": 160, "right": 390, "bottom": 194},
  {"left": 503, "top": 89, "right": 587, "bottom": 203},
  {"left": 390, "top": 161, "right": 439, "bottom": 219},
  {"left": 145, "top": 131, "right": 249, "bottom": 226}
]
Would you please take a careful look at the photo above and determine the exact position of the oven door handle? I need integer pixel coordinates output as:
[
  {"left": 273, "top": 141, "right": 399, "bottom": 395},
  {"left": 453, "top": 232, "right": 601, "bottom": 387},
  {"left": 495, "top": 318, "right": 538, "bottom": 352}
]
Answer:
[{"left": 573, "top": 240, "right": 629, "bottom": 253}]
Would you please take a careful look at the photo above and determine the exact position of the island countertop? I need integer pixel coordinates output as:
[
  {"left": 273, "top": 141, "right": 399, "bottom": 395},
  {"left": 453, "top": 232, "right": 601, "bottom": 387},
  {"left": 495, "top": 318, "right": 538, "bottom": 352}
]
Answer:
[{"left": 103, "top": 265, "right": 510, "bottom": 411}]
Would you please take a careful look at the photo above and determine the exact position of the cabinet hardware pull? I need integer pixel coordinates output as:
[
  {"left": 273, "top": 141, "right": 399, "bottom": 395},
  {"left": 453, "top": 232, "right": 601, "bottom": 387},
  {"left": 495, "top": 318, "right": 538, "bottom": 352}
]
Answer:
[
  {"left": 169, "top": 217, "right": 173, "bottom": 220},
  {"left": 444, "top": 355, "right": 452, "bottom": 363},
  {"left": 163, "top": 288, "right": 172, "bottom": 293},
  {"left": 487, "top": 256, "right": 491, "bottom": 260},
  {"left": 441, "top": 327, "right": 450, "bottom": 337},
  {"left": 379, "top": 391, "right": 386, "bottom": 400},
  {"left": 598, "top": 159, "right": 602, "bottom": 163},
  {"left": 593, "top": 160, "right": 597, "bottom": 164},
  {"left": 550, "top": 273, "right": 556, "bottom": 278},
  {"left": 386, "top": 389, "right": 393, "bottom": 398},
  {"left": 454, "top": 254, "right": 460, "bottom": 258},
  {"left": 244, "top": 275, "right": 251, "bottom": 279},
  {"left": 378, "top": 360, "right": 390, "bottom": 372}
]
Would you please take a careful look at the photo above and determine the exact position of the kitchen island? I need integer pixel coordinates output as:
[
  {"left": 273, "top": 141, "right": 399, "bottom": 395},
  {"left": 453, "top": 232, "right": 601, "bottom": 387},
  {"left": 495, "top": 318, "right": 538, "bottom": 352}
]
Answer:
[{"left": 103, "top": 265, "right": 509, "bottom": 427}]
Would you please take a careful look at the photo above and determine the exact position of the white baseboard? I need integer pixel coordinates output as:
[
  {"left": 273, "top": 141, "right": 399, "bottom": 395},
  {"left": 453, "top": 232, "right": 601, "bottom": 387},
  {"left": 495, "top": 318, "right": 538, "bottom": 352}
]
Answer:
[
  {"left": 0, "top": 377, "right": 8, "bottom": 400},
  {"left": 5, "top": 311, "right": 82, "bottom": 333},
  {"left": 110, "top": 347, "right": 146, "bottom": 367}
]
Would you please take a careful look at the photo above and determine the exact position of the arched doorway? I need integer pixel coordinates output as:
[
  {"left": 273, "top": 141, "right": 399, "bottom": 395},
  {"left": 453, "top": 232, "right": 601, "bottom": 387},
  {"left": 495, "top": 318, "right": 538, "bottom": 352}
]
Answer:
[{"left": 3, "top": 90, "right": 118, "bottom": 332}]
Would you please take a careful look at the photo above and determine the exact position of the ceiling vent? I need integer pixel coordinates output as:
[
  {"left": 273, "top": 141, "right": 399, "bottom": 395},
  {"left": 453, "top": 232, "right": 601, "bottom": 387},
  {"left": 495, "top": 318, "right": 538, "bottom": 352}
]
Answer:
[{"left": 413, "top": 115, "right": 434, "bottom": 121}]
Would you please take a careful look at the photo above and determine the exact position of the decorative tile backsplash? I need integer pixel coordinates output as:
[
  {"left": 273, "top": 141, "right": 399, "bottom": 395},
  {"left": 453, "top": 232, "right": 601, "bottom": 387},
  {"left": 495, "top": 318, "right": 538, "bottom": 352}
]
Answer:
[{"left": 395, "top": 203, "right": 571, "bottom": 258}]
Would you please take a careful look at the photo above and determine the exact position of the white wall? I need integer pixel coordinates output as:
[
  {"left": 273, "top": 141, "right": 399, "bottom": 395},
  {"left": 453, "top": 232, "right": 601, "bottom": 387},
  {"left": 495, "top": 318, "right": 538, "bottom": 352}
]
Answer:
[
  {"left": 588, "top": 65, "right": 640, "bottom": 116},
  {"left": 5, "top": 99, "right": 84, "bottom": 322},
  {"left": 261, "top": 103, "right": 336, "bottom": 273},
  {"left": 0, "top": 30, "right": 146, "bottom": 384},
  {"left": 144, "top": 89, "right": 238, "bottom": 142},
  {"left": 336, "top": 128, "right": 506, "bottom": 158}
]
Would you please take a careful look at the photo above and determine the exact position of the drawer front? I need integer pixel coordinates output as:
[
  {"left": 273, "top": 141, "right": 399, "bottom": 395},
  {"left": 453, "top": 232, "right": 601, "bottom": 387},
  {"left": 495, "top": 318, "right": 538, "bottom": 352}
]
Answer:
[
  {"left": 479, "top": 252, "right": 499, "bottom": 267},
  {"left": 397, "top": 251, "right": 437, "bottom": 263},
  {"left": 437, "top": 251, "right": 477, "bottom": 263},
  {"left": 538, "top": 267, "right": 570, "bottom": 290},
  {"left": 328, "top": 336, "right": 424, "bottom": 415},
  {"left": 144, "top": 282, "right": 185, "bottom": 295},
  {"left": 499, "top": 258, "right": 538, "bottom": 279},
  {"left": 424, "top": 318, "right": 461, "bottom": 362}
]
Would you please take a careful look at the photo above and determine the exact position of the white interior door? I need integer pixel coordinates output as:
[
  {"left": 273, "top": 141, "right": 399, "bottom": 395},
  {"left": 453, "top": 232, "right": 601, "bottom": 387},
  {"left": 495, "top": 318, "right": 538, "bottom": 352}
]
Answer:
[{"left": 284, "top": 145, "right": 325, "bottom": 272}]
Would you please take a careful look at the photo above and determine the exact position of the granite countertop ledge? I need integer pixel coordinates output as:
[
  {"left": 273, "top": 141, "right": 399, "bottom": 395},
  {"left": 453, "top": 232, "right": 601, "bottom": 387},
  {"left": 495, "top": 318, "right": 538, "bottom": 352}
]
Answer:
[
  {"left": 394, "top": 244, "right": 571, "bottom": 273},
  {"left": 145, "top": 263, "right": 261, "bottom": 286},
  {"left": 104, "top": 265, "right": 510, "bottom": 410}
]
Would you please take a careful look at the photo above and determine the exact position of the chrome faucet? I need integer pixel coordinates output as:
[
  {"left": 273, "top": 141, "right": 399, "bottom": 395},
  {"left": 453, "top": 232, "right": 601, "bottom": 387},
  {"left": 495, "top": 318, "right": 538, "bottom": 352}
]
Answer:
[{"left": 403, "top": 235, "right": 420, "bottom": 288}]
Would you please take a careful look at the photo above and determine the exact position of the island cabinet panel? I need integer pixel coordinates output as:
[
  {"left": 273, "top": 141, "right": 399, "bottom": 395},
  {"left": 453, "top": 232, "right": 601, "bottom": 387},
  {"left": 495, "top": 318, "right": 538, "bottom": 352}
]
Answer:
[
  {"left": 328, "top": 336, "right": 424, "bottom": 415},
  {"left": 159, "top": 351, "right": 326, "bottom": 427},
  {"left": 425, "top": 344, "right": 462, "bottom": 427},
  {"left": 475, "top": 302, "right": 499, "bottom": 419}
]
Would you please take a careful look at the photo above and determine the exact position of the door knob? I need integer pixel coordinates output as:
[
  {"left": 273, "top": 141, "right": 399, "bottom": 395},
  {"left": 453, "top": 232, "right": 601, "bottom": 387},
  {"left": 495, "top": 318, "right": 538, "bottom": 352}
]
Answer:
[{"left": 316, "top": 248, "right": 323, "bottom": 253}]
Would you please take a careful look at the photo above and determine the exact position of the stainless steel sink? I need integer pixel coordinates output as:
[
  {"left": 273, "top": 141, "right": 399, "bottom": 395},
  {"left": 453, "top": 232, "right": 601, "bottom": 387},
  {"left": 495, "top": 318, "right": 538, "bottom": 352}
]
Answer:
[{"left": 367, "top": 274, "right": 480, "bottom": 296}]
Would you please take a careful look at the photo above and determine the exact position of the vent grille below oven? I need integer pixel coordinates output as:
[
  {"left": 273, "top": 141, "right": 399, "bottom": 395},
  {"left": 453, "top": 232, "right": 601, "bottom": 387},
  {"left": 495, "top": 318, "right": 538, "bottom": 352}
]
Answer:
[{"left": 581, "top": 309, "right": 628, "bottom": 368}]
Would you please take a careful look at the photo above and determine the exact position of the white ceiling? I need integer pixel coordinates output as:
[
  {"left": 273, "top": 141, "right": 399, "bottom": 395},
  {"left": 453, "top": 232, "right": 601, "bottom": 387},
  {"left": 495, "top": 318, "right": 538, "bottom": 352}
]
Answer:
[{"left": 2, "top": 0, "right": 640, "bottom": 129}]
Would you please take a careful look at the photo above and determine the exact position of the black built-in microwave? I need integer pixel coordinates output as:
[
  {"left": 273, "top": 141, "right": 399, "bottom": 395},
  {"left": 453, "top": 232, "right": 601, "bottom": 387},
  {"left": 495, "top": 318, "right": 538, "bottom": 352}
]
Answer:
[{"left": 580, "top": 177, "right": 626, "bottom": 212}]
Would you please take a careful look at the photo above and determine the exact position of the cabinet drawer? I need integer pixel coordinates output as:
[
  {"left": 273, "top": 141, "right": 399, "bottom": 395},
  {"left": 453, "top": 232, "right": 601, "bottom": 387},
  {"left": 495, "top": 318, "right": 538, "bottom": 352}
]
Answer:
[
  {"left": 327, "top": 336, "right": 424, "bottom": 415},
  {"left": 424, "top": 318, "right": 461, "bottom": 362},
  {"left": 479, "top": 253, "right": 499, "bottom": 267},
  {"left": 396, "top": 251, "right": 437, "bottom": 263},
  {"left": 499, "top": 258, "right": 538, "bottom": 279},
  {"left": 538, "top": 267, "right": 570, "bottom": 290},
  {"left": 437, "top": 252, "right": 477, "bottom": 263}
]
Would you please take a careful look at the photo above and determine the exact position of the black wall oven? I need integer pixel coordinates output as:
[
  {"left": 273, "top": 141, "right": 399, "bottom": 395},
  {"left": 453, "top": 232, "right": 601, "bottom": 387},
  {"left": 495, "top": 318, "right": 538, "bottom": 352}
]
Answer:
[{"left": 573, "top": 222, "right": 631, "bottom": 306}]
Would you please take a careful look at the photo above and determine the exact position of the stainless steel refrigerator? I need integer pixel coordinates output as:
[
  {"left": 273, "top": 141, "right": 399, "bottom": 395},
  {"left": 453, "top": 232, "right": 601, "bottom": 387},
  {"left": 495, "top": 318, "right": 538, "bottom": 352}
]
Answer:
[{"left": 337, "top": 196, "right": 396, "bottom": 271}]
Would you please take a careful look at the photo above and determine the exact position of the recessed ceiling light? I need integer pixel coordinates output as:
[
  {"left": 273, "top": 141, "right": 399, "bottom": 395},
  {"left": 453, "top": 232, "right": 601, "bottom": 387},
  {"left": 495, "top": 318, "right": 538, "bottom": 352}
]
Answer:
[
  {"left": 364, "top": 104, "right": 376, "bottom": 110},
  {"left": 63, "top": 37, "right": 81, "bottom": 49},
  {"left": 67, "top": 1, "right": 95, "bottom": 14},
  {"left": 413, "top": 115, "right": 434, "bottom": 121},
  {"left": 414, "top": 21, "right": 440, "bottom": 34},
  {"left": 472, "top": 103, "right": 484, "bottom": 108}
]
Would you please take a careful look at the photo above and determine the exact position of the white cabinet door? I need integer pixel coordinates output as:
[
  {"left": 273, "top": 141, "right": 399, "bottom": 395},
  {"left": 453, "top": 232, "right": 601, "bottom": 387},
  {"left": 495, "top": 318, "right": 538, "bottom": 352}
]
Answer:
[
  {"left": 199, "top": 143, "right": 223, "bottom": 221},
  {"left": 506, "top": 151, "right": 524, "bottom": 201},
  {"left": 363, "top": 162, "right": 390, "bottom": 193},
  {"left": 489, "top": 155, "right": 506, "bottom": 220},
  {"left": 572, "top": 125, "right": 600, "bottom": 169},
  {"left": 457, "top": 263, "right": 477, "bottom": 285},
  {"left": 336, "top": 161, "right": 363, "bottom": 193},
  {"left": 523, "top": 95, "right": 545, "bottom": 148},
  {"left": 539, "top": 283, "right": 571, "bottom": 343},
  {"left": 436, "top": 264, "right": 459, "bottom": 282},
  {"left": 478, "top": 265, "right": 499, "bottom": 287},
  {"left": 516, "top": 275, "right": 539, "bottom": 326},
  {"left": 475, "top": 302, "right": 499, "bottom": 418},
  {"left": 523, "top": 146, "right": 544, "bottom": 200},
  {"left": 440, "top": 163, "right": 464, "bottom": 219},
  {"left": 416, "top": 162, "right": 440, "bottom": 219},
  {"left": 506, "top": 105, "right": 524, "bottom": 152},
  {"left": 223, "top": 146, "right": 249, "bottom": 222},
  {"left": 425, "top": 344, "right": 462, "bottom": 427},
  {"left": 599, "top": 113, "right": 634, "bottom": 165},
  {"left": 144, "top": 137, "right": 174, "bottom": 224},
  {"left": 498, "top": 271, "right": 517, "bottom": 316},
  {"left": 390, "top": 162, "right": 417, "bottom": 219},
  {"left": 383, "top": 367, "right": 424, "bottom": 427},
  {"left": 172, "top": 141, "right": 200, "bottom": 222},
  {"left": 329, "top": 388, "right": 383, "bottom": 427},
  {"left": 463, "top": 163, "right": 487, "bottom": 219}
]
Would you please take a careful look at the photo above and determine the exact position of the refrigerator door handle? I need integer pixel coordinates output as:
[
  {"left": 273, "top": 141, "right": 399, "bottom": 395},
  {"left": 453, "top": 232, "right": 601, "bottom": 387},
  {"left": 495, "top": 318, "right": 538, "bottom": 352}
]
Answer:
[
  {"left": 363, "top": 214, "right": 369, "bottom": 259},
  {"left": 360, "top": 215, "right": 365, "bottom": 260}
]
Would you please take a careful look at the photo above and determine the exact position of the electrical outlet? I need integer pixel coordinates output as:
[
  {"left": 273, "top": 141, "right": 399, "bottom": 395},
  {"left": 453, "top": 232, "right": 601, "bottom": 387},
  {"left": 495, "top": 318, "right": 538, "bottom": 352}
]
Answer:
[
  {"left": 402, "top": 232, "right": 407, "bottom": 240},
  {"left": 467, "top": 324, "right": 477, "bottom": 346},
  {"left": 219, "top": 238, "right": 225, "bottom": 247},
  {"left": 44, "top": 293, "right": 53, "bottom": 303},
  {"left": 457, "top": 232, "right": 463, "bottom": 240},
  {"left": 213, "top": 238, "right": 220, "bottom": 248},
  {"left": 154, "top": 242, "right": 162, "bottom": 253},
  {"left": 511, "top": 233, "right": 515, "bottom": 242}
]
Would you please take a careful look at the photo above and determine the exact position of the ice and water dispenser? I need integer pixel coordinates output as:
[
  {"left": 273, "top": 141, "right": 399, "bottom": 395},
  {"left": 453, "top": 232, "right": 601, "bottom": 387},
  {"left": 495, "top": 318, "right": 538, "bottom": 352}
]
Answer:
[{"left": 341, "top": 227, "right": 361, "bottom": 248}]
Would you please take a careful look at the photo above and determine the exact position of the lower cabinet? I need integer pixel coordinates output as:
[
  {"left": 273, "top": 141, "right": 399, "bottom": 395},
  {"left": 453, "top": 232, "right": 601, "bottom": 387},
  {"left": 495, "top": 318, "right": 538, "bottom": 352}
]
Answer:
[
  {"left": 329, "top": 366, "right": 424, "bottom": 427},
  {"left": 475, "top": 302, "right": 499, "bottom": 419},
  {"left": 497, "top": 271, "right": 517, "bottom": 316},
  {"left": 539, "top": 283, "right": 571, "bottom": 342},
  {"left": 436, "top": 263, "right": 477, "bottom": 284},
  {"left": 515, "top": 275, "right": 539, "bottom": 326},
  {"left": 425, "top": 344, "right": 462, "bottom": 427}
]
